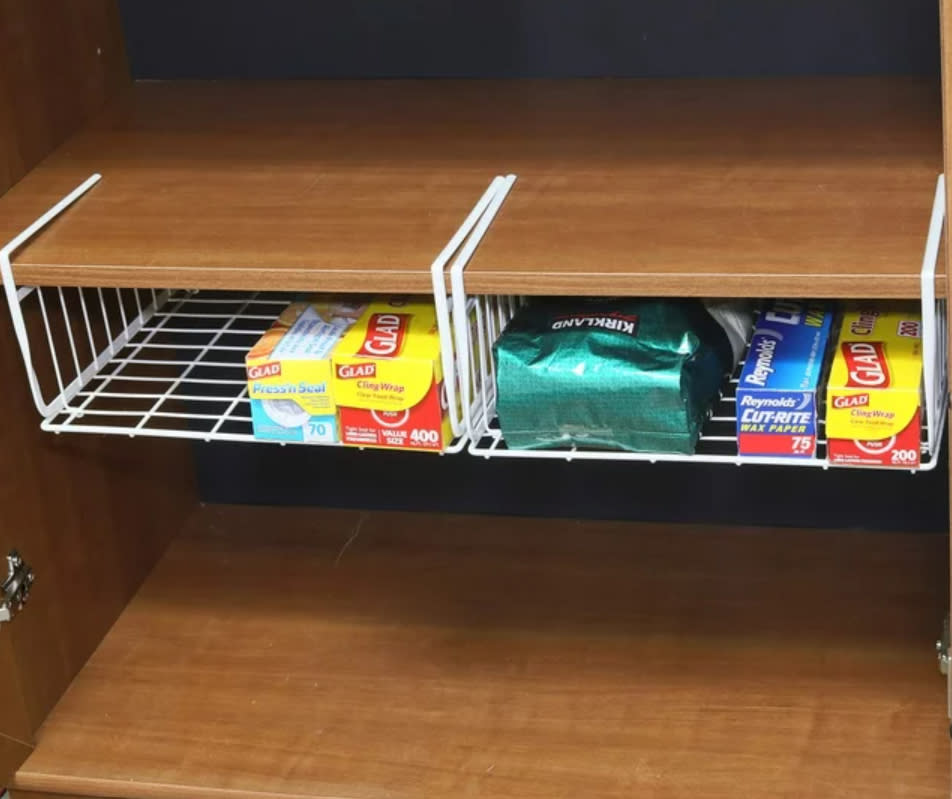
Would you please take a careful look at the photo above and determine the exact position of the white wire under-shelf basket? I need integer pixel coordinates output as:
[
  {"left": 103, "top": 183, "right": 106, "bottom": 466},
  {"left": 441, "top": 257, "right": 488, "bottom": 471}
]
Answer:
[
  {"left": 1, "top": 170, "right": 948, "bottom": 470},
  {"left": 8, "top": 283, "right": 494, "bottom": 449},
  {"left": 465, "top": 313, "right": 945, "bottom": 469},
  {"left": 453, "top": 176, "right": 950, "bottom": 472},
  {"left": 33, "top": 289, "right": 306, "bottom": 442},
  {"left": 0, "top": 173, "right": 517, "bottom": 452}
]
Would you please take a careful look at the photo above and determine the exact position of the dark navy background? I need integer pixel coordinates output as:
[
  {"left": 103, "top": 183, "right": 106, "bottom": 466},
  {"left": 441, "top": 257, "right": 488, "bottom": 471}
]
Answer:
[
  {"left": 118, "top": 1, "right": 947, "bottom": 530},
  {"left": 119, "top": 1, "right": 939, "bottom": 79}
]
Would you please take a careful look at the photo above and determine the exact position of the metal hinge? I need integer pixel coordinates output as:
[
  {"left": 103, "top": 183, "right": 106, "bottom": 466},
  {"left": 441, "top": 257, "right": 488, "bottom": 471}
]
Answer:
[
  {"left": 0, "top": 550, "right": 34, "bottom": 625},
  {"left": 936, "top": 614, "right": 952, "bottom": 736},
  {"left": 938, "top": 615, "right": 950, "bottom": 676}
]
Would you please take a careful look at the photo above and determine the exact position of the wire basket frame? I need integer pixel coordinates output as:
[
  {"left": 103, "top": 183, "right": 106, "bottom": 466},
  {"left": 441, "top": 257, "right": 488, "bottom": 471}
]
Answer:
[
  {"left": 1, "top": 174, "right": 517, "bottom": 452},
  {"left": 456, "top": 177, "right": 949, "bottom": 472}
]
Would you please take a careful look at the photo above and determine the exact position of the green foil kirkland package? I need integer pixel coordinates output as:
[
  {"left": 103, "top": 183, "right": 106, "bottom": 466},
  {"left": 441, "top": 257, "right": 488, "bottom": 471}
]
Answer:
[{"left": 493, "top": 298, "right": 736, "bottom": 454}]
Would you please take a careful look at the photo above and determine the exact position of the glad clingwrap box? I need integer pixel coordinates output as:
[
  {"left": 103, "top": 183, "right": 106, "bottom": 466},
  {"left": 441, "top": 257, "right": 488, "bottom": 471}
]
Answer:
[
  {"left": 736, "top": 300, "right": 833, "bottom": 458},
  {"left": 826, "top": 304, "right": 923, "bottom": 468},
  {"left": 246, "top": 299, "right": 366, "bottom": 444},
  {"left": 332, "top": 299, "right": 452, "bottom": 452}
]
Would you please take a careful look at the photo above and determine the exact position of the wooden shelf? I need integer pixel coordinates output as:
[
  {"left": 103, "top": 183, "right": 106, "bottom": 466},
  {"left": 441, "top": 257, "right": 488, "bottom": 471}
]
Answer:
[
  {"left": 12, "top": 506, "right": 947, "bottom": 799},
  {"left": 0, "top": 78, "right": 943, "bottom": 297},
  {"left": 464, "top": 78, "right": 945, "bottom": 298}
]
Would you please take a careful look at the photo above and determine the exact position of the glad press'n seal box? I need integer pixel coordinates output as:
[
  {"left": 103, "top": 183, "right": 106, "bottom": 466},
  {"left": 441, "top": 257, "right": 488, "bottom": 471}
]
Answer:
[
  {"left": 826, "top": 304, "right": 923, "bottom": 468},
  {"left": 246, "top": 299, "right": 366, "bottom": 444},
  {"left": 332, "top": 299, "right": 452, "bottom": 452},
  {"left": 736, "top": 300, "right": 833, "bottom": 458}
]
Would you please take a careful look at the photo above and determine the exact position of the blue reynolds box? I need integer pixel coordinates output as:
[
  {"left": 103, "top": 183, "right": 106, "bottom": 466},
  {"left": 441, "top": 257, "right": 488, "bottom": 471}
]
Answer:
[{"left": 736, "top": 300, "right": 834, "bottom": 458}]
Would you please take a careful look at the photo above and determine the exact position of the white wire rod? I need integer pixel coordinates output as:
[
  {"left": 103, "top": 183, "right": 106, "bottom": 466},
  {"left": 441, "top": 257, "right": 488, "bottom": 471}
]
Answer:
[
  {"left": 96, "top": 287, "right": 116, "bottom": 356},
  {"left": 431, "top": 176, "right": 507, "bottom": 439},
  {"left": 450, "top": 175, "right": 518, "bottom": 441},
  {"left": 115, "top": 287, "right": 130, "bottom": 332},
  {"left": 105, "top": 356, "right": 245, "bottom": 370},
  {"left": 481, "top": 296, "right": 506, "bottom": 413},
  {"left": 473, "top": 299, "right": 494, "bottom": 426},
  {"left": 16, "top": 285, "right": 35, "bottom": 301},
  {"left": 86, "top": 374, "right": 248, "bottom": 386},
  {"left": 931, "top": 389, "right": 949, "bottom": 455},
  {"left": 435, "top": 436, "right": 468, "bottom": 455},
  {"left": 689, "top": 433, "right": 934, "bottom": 451},
  {"left": 41, "top": 419, "right": 287, "bottom": 444},
  {"left": 38, "top": 283, "right": 168, "bottom": 421},
  {"left": 0, "top": 174, "right": 97, "bottom": 415},
  {"left": 80, "top": 376, "right": 252, "bottom": 395},
  {"left": 58, "top": 289, "right": 179, "bottom": 426},
  {"left": 149, "top": 311, "right": 285, "bottom": 321},
  {"left": 76, "top": 389, "right": 247, "bottom": 403},
  {"left": 56, "top": 406, "right": 251, "bottom": 422},
  {"left": 207, "top": 386, "right": 250, "bottom": 439},
  {"left": 468, "top": 436, "right": 938, "bottom": 472},
  {"left": 134, "top": 294, "right": 258, "bottom": 432},
  {"left": 77, "top": 288, "right": 99, "bottom": 363},
  {"left": 42, "top": 417, "right": 472, "bottom": 454},
  {"left": 496, "top": 295, "right": 507, "bottom": 331},
  {"left": 170, "top": 297, "right": 293, "bottom": 306},
  {"left": 920, "top": 174, "right": 947, "bottom": 456},
  {"left": 136, "top": 325, "right": 269, "bottom": 335},
  {"left": 36, "top": 288, "right": 70, "bottom": 400},
  {"left": 56, "top": 287, "right": 84, "bottom": 381},
  {"left": 53, "top": 296, "right": 168, "bottom": 417},
  {"left": 124, "top": 342, "right": 256, "bottom": 352},
  {"left": 473, "top": 420, "right": 925, "bottom": 452}
]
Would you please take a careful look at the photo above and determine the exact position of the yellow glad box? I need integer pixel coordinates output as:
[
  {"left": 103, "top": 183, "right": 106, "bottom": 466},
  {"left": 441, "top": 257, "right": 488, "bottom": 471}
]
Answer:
[
  {"left": 245, "top": 299, "right": 365, "bottom": 444},
  {"left": 332, "top": 298, "right": 452, "bottom": 451},
  {"left": 333, "top": 299, "right": 443, "bottom": 410},
  {"left": 826, "top": 304, "right": 923, "bottom": 466}
]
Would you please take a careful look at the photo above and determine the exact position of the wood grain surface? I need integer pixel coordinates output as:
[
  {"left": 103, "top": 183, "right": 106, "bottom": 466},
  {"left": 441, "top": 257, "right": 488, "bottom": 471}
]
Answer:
[
  {"left": 0, "top": 3, "right": 196, "bottom": 789},
  {"left": 0, "top": 636, "right": 32, "bottom": 790},
  {"left": 0, "top": 290, "right": 193, "bottom": 736},
  {"left": 464, "top": 77, "right": 944, "bottom": 298},
  {"left": 0, "top": 0, "right": 128, "bottom": 191},
  {"left": 0, "top": 77, "right": 942, "bottom": 298},
  {"left": 942, "top": 0, "right": 952, "bottom": 720},
  {"left": 13, "top": 505, "right": 949, "bottom": 799}
]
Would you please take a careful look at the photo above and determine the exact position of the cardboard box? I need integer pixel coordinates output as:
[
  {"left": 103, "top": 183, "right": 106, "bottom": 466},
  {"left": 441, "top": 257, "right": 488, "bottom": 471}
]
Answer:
[
  {"left": 736, "top": 300, "right": 833, "bottom": 458},
  {"left": 246, "top": 299, "right": 365, "bottom": 443},
  {"left": 332, "top": 298, "right": 452, "bottom": 452},
  {"left": 826, "top": 304, "right": 923, "bottom": 467}
]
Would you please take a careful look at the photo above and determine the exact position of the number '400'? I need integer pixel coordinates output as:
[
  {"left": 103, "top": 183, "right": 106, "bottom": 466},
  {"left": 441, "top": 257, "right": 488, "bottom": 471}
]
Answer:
[{"left": 410, "top": 429, "right": 439, "bottom": 445}]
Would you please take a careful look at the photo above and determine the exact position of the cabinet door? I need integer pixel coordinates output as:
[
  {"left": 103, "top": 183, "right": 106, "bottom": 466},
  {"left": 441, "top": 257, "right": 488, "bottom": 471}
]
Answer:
[
  {"left": 0, "top": 636, "right": 32, "bottom": 789},
  {"left": 0, "top": 324, "right": 51, "bottom": 786},
  {"left": 0, "top": 309, "right": 195, "bottom": 785},
  {"left": 944, "top": 0, "right": 952, "bottom": 720},
  {"left": 0, "top": 1, "right": 195, "bottom": 786}
]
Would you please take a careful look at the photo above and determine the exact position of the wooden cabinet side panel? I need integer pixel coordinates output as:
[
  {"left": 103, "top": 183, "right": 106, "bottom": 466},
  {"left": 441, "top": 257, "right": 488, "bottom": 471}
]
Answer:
[
  {"left": 943, "top": 0, "right": 952, "bottom": 682},
  {"left": 0, "top": 318, "right": 196, "bottom": 781},
  {"left": 0, "top": 636, "right": 32, "bottom": 790},
  {"left": 0, "top": 0, "right": 129, "bottom": 189},
  {"left": 0, "top": 291, "right": 197, "bottom": 749},
  {"left": 0, "top": 0, "right": 197, "bottom": 787}
]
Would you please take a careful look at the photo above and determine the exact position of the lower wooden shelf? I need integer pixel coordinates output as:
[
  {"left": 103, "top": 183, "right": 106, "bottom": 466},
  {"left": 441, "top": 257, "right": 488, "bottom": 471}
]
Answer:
[{"left": 11, "top": 506, "right": 949, "bottom": 799}]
